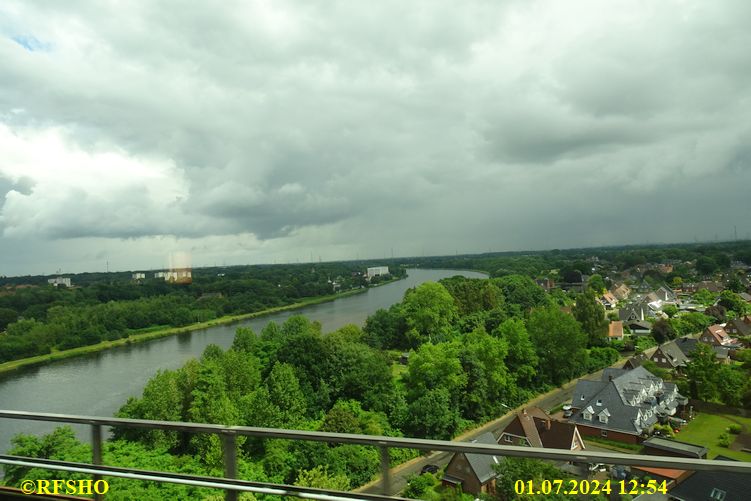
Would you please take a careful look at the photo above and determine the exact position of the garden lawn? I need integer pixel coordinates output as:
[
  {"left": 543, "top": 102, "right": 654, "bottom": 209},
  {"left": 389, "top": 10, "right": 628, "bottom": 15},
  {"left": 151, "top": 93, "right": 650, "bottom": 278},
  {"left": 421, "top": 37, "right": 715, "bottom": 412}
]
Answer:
[{"left": 677, "top": 412, "right": 751, "bottom": 462}]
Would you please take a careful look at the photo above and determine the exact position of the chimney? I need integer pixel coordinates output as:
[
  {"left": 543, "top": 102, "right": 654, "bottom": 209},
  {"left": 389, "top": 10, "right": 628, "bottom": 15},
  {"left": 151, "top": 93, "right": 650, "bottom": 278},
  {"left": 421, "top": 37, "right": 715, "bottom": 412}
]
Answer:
[
  {"left": 545, "top": 419, "right": 552, "bottom": 431},
  {"left": 522, "top": 408, "right": 528, "bottom": 417}
]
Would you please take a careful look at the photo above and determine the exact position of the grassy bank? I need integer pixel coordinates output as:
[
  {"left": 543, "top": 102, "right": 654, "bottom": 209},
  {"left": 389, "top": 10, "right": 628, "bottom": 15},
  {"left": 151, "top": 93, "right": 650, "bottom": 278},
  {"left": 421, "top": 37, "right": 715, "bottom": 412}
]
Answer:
[{"left": 0, "top": 287, "right": 370, "bottom": 376}]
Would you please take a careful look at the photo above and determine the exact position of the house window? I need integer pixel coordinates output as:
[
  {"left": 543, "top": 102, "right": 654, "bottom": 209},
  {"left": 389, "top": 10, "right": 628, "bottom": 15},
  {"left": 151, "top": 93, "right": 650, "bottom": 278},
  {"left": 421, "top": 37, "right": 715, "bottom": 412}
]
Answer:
[
  {"left": 580, "top": 395, "right": 585, "bottom": 401},
  {"left": 504, "top": 435, "right": 512, "bottom": 443},
  {"left": 710, "top": 488, "right": 726, "bottom": 501},
  {"left": 583, "top": 412, "right": 592, "bottom": 421},
  {"left": 596, "top": 399, "right": 602, "bottom": 406},
  {"left": 599, "top": 415, "right": 608, "bottom": 423},
  {"left": 600, "top": 430, "right": 608, "bottom": 437}
]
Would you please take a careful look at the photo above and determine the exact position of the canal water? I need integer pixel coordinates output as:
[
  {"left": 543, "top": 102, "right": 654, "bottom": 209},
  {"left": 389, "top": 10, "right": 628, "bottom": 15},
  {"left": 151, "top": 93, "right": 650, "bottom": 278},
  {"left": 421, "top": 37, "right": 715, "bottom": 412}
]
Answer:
[{"left": 0, "top": 268, "right": 486, "bottom": 453}]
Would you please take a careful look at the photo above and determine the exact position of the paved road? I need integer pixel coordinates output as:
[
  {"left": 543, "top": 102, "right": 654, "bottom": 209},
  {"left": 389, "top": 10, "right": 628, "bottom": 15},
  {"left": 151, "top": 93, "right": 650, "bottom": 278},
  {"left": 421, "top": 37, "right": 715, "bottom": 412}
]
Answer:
[{"left": 356, "top": 361, "right": 625, "bottom": 497}]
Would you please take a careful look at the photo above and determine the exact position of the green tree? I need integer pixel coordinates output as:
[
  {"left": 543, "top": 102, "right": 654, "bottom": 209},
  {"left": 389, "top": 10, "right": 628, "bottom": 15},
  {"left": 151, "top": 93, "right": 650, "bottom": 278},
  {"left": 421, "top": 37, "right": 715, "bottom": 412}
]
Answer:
[
  {"left": 718, "top": 290, "right": 749, "bottom": 317},
  {"left": 266, "top": 362, "right": 308, "bottom": 426},
  {"left": 572, "top": 291, "right": 608, "bottom": 346},
  {"left": 0, "top": 307, "right": 18, "bottom": 331},
  {"left": 527, "top": 307, "right": 587, "bottom": 386},
  {"left": 693, "top": 288, "right": 716, "bottom": 306},
  {"left": 402, "top": 282, "right": 459, "bottom": 345},
  {"left": 493, "top": 319, "right": 538, "bottom": 388},
  {"left": 295, "top": 465, "right": 350, "bottom": 491},
  {"left": 403, "top": 343, "right": 467, "bottom": 405},
  {"left": 404, "top": 387, "right": 460, "bottom": 439},
  {"left": 651, "top": 319, "right": 676, "bottom": 344},
  {"left": 696, "top": 256, "right": 719, "bottom": 275},
  {"left": 493, "top": 275, "right": 549, "bottom": 312},
  {"left": 662, "top": 304, "right": 679, "bottom": 318},
  {"left": 685, "top": 344, "right": 719, "bottom": 401},
  {"left": 231, "top": 327, "right": 257, "bottom": 353},
  {"left": 587, "top": 274, "right": 607, "bottom": 294}
]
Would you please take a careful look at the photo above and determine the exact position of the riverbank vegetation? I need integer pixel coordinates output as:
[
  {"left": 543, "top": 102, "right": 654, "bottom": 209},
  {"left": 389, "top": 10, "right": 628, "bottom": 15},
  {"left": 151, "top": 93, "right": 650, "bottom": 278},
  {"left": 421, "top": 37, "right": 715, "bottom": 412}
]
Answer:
[{"left": 0, "top": 263, "right": 405, "bottom": 364}]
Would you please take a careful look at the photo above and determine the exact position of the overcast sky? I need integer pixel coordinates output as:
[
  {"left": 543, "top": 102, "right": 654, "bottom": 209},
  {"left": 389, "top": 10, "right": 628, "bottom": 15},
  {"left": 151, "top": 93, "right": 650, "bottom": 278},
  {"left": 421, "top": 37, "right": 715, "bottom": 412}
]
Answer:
[{"left": 1, "top": 1, "right": 750, "bottom": 276}]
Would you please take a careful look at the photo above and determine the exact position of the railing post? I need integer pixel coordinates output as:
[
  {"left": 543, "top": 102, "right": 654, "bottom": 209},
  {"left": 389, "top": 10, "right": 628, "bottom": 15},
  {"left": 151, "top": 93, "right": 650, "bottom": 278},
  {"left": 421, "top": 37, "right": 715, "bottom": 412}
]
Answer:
[
  {"left": 379, "top": 445, "right": 391, "bottom": 496},
  {"left": 91, "top": 424, "right": 103, "bottom": 501},
  {"left": 221, "top": 432, "right": 238, "bottom": 501}
]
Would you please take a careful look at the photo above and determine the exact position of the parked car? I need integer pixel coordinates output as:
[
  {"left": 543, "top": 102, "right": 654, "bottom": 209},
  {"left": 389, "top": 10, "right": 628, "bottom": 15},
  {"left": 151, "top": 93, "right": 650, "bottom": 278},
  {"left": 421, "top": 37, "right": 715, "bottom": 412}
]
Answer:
[
  {"left": 420, "top": 464, "right": 439, "bottom": 475},
  {"left": 562, "top": 404, "right": 573, "bottom": 418}
]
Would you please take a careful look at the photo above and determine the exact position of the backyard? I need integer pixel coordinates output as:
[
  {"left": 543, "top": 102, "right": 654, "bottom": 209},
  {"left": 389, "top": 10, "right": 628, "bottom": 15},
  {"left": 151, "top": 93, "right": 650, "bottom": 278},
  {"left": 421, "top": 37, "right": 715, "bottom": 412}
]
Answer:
[{"left": 676, "top": 412, "right": 751, "bottom": 462}]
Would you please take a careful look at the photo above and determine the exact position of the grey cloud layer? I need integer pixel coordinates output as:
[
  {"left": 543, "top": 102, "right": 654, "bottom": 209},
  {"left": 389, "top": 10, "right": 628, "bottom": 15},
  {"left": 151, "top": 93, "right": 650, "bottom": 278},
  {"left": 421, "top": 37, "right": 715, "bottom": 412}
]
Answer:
[{"left": 1, "top": 0, "right": 750, "bottom": 274}]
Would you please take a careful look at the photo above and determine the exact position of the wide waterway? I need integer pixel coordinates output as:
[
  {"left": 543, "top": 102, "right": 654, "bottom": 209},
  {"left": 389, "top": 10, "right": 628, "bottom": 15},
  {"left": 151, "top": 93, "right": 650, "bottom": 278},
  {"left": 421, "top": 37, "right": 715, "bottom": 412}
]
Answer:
[{"left": 0, "top": 268, "right": 486, "bottom": 453}]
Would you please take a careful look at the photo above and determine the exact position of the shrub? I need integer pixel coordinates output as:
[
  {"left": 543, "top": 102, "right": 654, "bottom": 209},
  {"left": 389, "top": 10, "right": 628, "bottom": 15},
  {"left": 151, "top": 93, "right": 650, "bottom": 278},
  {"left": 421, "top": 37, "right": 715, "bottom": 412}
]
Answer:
[
  {"left": 728, "top": 424, "right": 742, "bottom": 435},
  {"left": 718, "top": 432, "right": 732, "bottom": 448}
]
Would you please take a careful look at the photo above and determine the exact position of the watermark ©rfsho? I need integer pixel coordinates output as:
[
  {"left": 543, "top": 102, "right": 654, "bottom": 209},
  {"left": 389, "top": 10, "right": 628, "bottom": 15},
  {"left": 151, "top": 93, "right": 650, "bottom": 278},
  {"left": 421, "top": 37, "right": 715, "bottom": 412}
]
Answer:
[{"left": 20, "top": 479, "right": 109, "bottom": 496}]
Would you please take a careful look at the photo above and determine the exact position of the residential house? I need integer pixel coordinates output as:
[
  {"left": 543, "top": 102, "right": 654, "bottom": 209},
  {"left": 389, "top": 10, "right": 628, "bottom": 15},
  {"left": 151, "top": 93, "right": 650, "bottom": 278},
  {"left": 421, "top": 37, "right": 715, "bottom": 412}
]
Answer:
[
  {"left": 622, "top": 347, "right": 658, "bottom": 370},
  {"left": 569, "top": 366, "right": 686, "bottom": 444},
  {"left": 669, "top": 456, "right": 750, "bottom": 501},
  {"left": 700, "top": 325, "right": 741, "bottom": 348},
  {"left": 655, "top": 285, "right": 677, "bottom": 302},
  {"left": 619, "top": 302, "right": 651, "bottom": 322},
  {"left": 611, "top": 283, "right": 631, "bottom": 301},
  {"left": 498, "top": 407, "right": 585, "bottom": 451},
  {"left": 442, "top": 432, "right": 499, "bottom": 496},
  {"left": 696, "top": 280, "right": 723, "bottom": 293},
  {"left": 724, "top": 316, "right": 751, "bottom": 337},
  {"left": 608, "top": 321, "right": 624, "bottom": 342},
  {"left": 649, "top": 340, "right": 689, "bottom": 370},
  {"left": 625, "top": 320, "right": 653, "bottom": 335},
  {"left": 131, "top": 272, "right": 146, "bottom": 280},
  {"left": 677, "top": 336, "right": 733, "bottom": 363},
  {"left": 599, "top": 292, "right": 618, "bottom": 310}
]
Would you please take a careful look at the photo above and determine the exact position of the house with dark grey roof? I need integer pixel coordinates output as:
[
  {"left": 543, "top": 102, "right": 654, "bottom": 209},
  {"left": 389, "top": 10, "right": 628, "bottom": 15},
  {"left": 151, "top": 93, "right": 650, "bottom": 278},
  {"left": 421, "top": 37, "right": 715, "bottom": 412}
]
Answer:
[
  {"left": 619, "top": 302, "right": 652, "bottom": 322},
  {"left": 655, "top": 285, "right": 677, "bottom": 302},
  {"left": 674, "top": 336, "right": 733, "bottom": 364},
  {"left": 642, "top": 437, "right": 707, "bottom": 459},
  {"left": 569, "top": 366, "right": 686, "bottom": 444},
  {"left": 442, "top": 432, "right": 499, "bottom": 496},
  {"left": 623, "top": 347, "right": 659, "bottom": 370},
  {"left": 498, "top": 407, "right": 584, "bottom": 451},
  {"left": 649, "top": 340, "right": 689, "bottom": 370},
  {"left": 724, "top": 316, "right": 751, "bottom": 337},
  {"left": 669, "top": 456, "right": 750, "bottom": 501}
]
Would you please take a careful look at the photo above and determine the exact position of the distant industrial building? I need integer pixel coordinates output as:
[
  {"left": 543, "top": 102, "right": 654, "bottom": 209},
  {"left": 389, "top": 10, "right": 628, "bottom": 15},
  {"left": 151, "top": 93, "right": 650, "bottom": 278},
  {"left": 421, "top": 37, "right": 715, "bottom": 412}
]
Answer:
[
  {"left": 132, "top": 272, "right": 146, "bottom": 280},
  {"left": 47, "top": 277, "right": 71, "bottom": 287},
  {"left": 153, "top": 269, "right": 192, "bottom": 284},
  {"left": 366, "top": 266, "right": 389, "bottom": 279}
]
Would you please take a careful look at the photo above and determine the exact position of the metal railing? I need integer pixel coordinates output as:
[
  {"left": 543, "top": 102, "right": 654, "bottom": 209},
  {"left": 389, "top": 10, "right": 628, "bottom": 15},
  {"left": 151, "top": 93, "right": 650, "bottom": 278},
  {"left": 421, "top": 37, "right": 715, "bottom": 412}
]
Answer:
[{"left": 2, "top": 410, "right": 751, "bottom": 500}]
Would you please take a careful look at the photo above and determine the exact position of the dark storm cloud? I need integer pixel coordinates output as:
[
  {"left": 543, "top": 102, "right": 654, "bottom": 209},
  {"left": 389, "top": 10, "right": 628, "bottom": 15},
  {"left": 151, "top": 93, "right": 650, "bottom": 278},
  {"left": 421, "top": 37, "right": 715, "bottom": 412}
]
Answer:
[{"left": 0, "top": 0, "right": 750, "bottom": 274}]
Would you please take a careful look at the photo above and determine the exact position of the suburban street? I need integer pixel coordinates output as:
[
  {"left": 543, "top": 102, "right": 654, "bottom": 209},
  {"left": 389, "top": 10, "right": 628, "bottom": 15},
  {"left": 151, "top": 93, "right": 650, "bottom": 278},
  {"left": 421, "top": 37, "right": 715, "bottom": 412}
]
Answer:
[{"left": 356, "top": 362, "right": 624, "bottom": 497}]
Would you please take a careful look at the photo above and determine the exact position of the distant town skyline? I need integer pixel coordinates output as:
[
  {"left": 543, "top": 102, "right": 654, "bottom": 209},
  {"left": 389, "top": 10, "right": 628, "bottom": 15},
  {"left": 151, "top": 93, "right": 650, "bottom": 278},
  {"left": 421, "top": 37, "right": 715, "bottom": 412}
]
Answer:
[{"left": 2, "top": 1, "right": 751, "bottom": 276}]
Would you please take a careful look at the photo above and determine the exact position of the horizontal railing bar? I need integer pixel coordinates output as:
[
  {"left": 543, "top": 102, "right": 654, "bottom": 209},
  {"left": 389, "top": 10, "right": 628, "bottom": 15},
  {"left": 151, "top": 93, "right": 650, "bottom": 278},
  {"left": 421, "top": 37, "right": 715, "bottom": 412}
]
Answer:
[
  {"left": 2, "top": 410, "right": 750, "bottom": 473},
  {"left": 0, "top": 456, "right": 408, "bottom": 501}
]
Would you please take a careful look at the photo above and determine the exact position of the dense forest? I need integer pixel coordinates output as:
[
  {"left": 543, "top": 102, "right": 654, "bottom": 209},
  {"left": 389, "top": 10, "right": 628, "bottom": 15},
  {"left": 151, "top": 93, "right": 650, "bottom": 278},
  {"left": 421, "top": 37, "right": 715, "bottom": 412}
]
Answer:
[
  {"left": 5, "top": 274, "right": 623, "bottom": 499},
  {"left": 0, "top": 263, "right": 405, "bottom": 363}
]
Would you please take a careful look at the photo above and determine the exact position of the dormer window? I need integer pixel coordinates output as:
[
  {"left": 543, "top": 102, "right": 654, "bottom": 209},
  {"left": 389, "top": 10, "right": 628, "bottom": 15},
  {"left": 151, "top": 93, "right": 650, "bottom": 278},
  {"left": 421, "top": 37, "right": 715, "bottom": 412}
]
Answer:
[
  {"left": 580, "top": 395, "right": 585, "bottom": 401},
  {"left": 596, "top": 399, "right": 602, "bottom": 406},
  {"left": 583, "top": 412, "right": 592, "bottom": 420},
  {"left": 599, "top": 415, "right": 608, "bottom": 423},
  {"left": 710, "top": 488, "right": 726, "bottom": 501}
]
